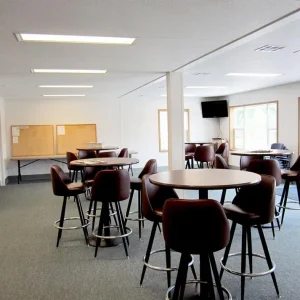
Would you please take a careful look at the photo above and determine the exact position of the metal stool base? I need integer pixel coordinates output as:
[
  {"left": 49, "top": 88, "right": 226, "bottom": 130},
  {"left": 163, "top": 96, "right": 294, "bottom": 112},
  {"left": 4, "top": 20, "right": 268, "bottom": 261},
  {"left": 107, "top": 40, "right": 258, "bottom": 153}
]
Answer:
[
  {"left": 143, "top": 249, "right": 194, "bottom": 272},
  {"left": 220, "top": 252, "right": 276, "bottom": 277},
  {"left": 54, "top": 217, "right": 90, "bottom": 230},
  {"left": 92, "top": 225, "right": 132, "bottom": 240},
  {"left": 165, "top": 280, "right": 232, "bottom": 300}
]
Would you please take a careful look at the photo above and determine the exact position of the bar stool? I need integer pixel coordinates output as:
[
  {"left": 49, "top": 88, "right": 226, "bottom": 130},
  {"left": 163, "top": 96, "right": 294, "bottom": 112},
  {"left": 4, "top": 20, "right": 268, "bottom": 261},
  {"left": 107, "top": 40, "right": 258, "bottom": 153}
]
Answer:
[
  {"left": 118, "top": 148, "right": 129, "bottom": 158},
  {"left": 163, "top": 199, "right": 231, "bottom": 300},
  {"left": 92, "top": 169, "right": 132, "bottom": 258},
  {"left": 78, "top": 150, "right": 96, "bottom": 159},
  {"left": 220, "top": 175, "right": 280, "bottom": 300},
  {"left": 240, "top": 155, "right": 256, "bottom": 171},
  {"left": 185, "top": 144, "right": 196, "bottom": 169},
  {"left": 194, "top": 145, "right": 215, "bottom": 168},
  {"left": 278, "top": 156, "right": 300, "bottom": 226},
  {"left": 66, "top": 152, "right": 83, "bottom": 182},
  {"left": 97, "top": 151, "right": 117, "bottom": 158},
  {"left": 125, "top": 159, "right": 157, "bottom": 240},
  {"left": 214, "top": 155, "right": 229, "bottom": 205},
  {"left": 140, "top": 174, "right": 197, "bottom": 288},
  {"left": 247, "top": 159, "right": 282, "bottom": 238},
  {"left": 50, "top": 165, "right": 90, "bottom": 247}
]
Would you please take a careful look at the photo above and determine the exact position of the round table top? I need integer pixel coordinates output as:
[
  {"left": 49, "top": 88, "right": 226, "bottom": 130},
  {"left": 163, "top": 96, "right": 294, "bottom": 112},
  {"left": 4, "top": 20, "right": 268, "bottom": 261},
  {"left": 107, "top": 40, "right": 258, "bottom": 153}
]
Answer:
[
  {"left": 185, "top": 142, "right": 213, "bottom": 145},
  {"left": 71, "top": 157, "right": 139, "bottom": 167},
  {"left": 76, "top": 146, "right": 118, "bottom": 151},
  {"left": 149, "top": 169, "right": 261, "bottom": 190},
  {"left": 230, "top": 149, "right": 292, "bottom": 156}
]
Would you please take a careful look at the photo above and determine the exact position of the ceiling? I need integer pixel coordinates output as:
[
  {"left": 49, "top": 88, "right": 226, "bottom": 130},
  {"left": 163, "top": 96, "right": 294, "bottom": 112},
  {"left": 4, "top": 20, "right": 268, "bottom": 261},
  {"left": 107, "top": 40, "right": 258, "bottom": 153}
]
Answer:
[{"left": 0, "top": 0, "right": 300, "bottom": 100}]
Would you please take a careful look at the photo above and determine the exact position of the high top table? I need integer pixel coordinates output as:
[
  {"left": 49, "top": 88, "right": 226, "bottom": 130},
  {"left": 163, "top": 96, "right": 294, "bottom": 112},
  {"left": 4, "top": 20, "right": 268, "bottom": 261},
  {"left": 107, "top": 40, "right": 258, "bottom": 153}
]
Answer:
[
  {"left": 149, "top": 169, "right": 261, "bottom": 299},
  {"left": 76, "top": 146, "right": 118, "bottom": 155},
  {"left": 231, "top": 149, "right": 293, "bottom": 159}
]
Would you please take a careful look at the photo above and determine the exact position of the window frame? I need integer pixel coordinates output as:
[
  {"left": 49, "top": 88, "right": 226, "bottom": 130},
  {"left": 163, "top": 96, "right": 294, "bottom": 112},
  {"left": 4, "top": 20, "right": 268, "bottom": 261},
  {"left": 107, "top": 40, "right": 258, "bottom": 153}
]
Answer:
[{"left": 229, "top": 100, "right": 278, "bottom": 151}]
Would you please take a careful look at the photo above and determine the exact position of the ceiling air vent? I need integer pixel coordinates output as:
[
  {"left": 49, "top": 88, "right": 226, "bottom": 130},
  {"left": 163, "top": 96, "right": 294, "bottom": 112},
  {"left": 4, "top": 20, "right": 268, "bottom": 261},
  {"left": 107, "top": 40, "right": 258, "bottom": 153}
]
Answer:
[
  {"left": 191, "top": 72, "right": 210, "bottom": 76},
  {"left": 255, "top": 45, "right": 285, "bottom": 52},
  {"left": 293, "top": 49, "right": 300, "bottom": 54}
]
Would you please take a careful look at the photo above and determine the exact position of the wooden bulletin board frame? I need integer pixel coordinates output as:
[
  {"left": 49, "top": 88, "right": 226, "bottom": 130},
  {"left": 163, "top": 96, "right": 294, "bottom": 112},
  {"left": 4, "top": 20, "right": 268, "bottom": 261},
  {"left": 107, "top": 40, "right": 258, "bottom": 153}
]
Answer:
[
  {"left": 11, "top": 125, "right": 55, "bottom": 157},
  {"left": 56, "top": 124, "right": 97, "bottom": 154}
]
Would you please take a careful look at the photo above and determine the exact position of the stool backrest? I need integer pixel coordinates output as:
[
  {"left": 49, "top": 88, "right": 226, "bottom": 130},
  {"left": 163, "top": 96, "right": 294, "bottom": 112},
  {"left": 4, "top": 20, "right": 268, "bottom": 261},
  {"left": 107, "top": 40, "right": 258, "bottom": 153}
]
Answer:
[
  {"left": 78, "top": 150, "right": 96, "bottom": 159},
  {"left": 91, "top": 170, "right": 130, "bottom": 202},
  {"left": 118, "top": 148, "right": 129, "bottom": 158},
  {"left": 290, "top": 155, "right": 300, "bottom": 171},
  {"left": 240, "top": 155, "right": 256, "bottom": 171},
  {"left": 50, "top": 165, "right": 71, "bottom": 196},
  {"left": 214, "top": 155, "right": 228, "bottom": 169},
  {"left": 138, "top": 159, "right": 157, "bottom": 179},
  {"left": 142, "top": 174, "right": 178, "bottom": 222},
  {"left": 216, "top": 142, "right": 229, "bottom": 158},
  {"left": 232, "top": 174, "right": 275, "bottom": 225},
  {"left": 185, "top": 144, "right": 196, "bottom": 154},
  {"left": 194, "top": 145, "right": 215, "bottom": 162},
  {"left": 97, "top": 151, "right": 117, "bottom": 158},
  {"left": 163, "top": 199, "right": 229, "bottom": 254},
  {"left": 84, "top": 166, "right": 98, "bottom": 180},
  {"left": 247, "top": 159, "right": 281, "bottom": 186},
  {"left": 66, "top": 152, "right": 77, "bottom": 169}
]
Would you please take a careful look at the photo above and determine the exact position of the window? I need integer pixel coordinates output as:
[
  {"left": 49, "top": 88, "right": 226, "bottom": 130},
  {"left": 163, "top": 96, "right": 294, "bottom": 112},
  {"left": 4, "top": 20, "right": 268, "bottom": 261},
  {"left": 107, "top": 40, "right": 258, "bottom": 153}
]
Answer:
[
  {"left": 158, "top": 109, "right": 190, "bottom": 152},
  {"left": 230, "top": 102, "right": 278, "bottom": 150}
]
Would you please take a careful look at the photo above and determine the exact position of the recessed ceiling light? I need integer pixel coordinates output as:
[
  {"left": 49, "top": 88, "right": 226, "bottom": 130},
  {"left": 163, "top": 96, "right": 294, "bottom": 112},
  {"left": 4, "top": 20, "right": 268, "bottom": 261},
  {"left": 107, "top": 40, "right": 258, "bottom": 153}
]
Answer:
[
  {"left": 32, "top": 69, "right": 107, "bottom": 74},
  {"left": 255, "top": 45, "right": 285, "bottom": 52},
  {"left": 160, "top": 94, "right": 196, "bottom": 97},
  {"left": 16, "top": 33, "right": 136, "bottom": 45},
  {"left": 191, "top": 72, "right": 210, "bottom": 76},
  {"left": 186, "top": 86, "right": 226, "bottom": 89},
  {"left": 225, "top": 73, "right": 281, "bottom": 77},
  {"left": 43, "top": 94, "right": 86, "bottom": 97},
  {"left": 293, "top": 50, "right": 300, "bottom": 54},
  {"left": 39, "top": 85, "right": 93, "bottom": 88}
]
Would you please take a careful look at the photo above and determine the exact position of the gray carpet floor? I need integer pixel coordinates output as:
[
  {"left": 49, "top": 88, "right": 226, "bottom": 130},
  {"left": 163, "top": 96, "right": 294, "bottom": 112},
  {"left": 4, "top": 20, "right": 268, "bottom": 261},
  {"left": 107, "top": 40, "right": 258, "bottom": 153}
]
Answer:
[{"left": 0, "top": 174, "right": 300, "bottom": 300}]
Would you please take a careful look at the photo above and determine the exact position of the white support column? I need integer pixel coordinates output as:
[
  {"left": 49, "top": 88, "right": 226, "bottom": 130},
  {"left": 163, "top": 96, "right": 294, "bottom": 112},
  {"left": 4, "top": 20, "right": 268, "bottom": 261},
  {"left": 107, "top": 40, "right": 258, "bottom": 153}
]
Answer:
[{"left": 166, "top": 71, "right": 185, "bottom": 171}]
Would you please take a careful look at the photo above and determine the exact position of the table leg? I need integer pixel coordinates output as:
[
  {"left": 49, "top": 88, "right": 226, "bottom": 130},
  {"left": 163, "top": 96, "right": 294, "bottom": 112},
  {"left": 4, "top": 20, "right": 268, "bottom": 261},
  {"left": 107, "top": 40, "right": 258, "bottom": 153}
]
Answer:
[
  {"left": 17, "top": 160, "right": 21, "bottom": 184},
  {"left": 198, "top": 188, "right": 208, "bottom": 199}
]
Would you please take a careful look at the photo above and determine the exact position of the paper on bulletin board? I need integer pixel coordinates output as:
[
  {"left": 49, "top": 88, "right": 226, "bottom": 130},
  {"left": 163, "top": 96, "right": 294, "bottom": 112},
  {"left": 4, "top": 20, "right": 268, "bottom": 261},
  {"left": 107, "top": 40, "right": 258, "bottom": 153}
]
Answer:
[
  {"left": 13, "top": 136, "right": 18, "bottom": 144},
  {"left": 57, "top": 126, "right": 65, "bottom": 135},
  {"left": 12, "top": 127, "right": 20, "bottom": 137}
]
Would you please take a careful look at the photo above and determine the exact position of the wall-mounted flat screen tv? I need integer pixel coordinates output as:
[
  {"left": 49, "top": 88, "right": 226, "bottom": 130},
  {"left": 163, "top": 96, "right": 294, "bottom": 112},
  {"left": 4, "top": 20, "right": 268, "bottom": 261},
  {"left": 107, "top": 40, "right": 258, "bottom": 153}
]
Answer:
[{"left": 201, "top": 100, "right": 228, "bottom": 118}]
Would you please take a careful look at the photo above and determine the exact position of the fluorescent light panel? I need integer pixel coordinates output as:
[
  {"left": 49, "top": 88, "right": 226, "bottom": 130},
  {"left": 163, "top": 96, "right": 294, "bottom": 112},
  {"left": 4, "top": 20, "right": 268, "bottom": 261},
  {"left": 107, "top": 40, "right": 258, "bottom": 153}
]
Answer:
[
  {"left": 226, "top": 73, "right": 281, "bottom": 77},
  {"left": 43, "top": 94, "right": 86, "bottom": 97},
  {"left": 16, "top": 33, "right": 136, "bottom": 45},
  {"left": 160, "top": 94, "right": 196, "bottom": 97},
  {"left": 39, "top": 85, "right": 93, "bottom": 88},
  {"left": 186, "top": 86, "right": 226, "bottom": 89},
  {"left": 32, "top": 69, "right": 107, "bottom": 74}
]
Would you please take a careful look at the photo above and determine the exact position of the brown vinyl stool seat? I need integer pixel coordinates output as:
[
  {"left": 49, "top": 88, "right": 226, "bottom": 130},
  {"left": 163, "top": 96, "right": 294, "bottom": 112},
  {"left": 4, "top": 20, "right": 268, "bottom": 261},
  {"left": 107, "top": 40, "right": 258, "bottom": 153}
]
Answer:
[
  {"left": 50, "top": 165, "right": 89, "bottom": 247},
  {"left": 214, "top": 155, "right": 229, "bottom": 205},
  {"left": 185, "top": 144, "right": 196, "bottom": 169},
  {"left": 125, "top": 159, "right": 157, "bottom": 240},
  {"left": 92, "top": 169, "right": 132, "bottom": 258},
  {"left": 247, "top": 159, "right": 282, "bottom": 238},
  {"left": 194, "top": 145, "right": 215, "bottom": 169},
  {"left": 278, "top": 156, "right": 300, "bottom": 225},
  {"left": 140, "top": 175, "right": 197, "bottom": 289},
  {"left": 78, "top": 150, "right": 96, "bottom": 159},
  {"left": 163, "top": 199, "right": 231, "bottom": 300},
  {"left": 220, "top": 175, "right": 280, "bottom": 300},
  {"left": 66, "top": 152, "right": 83, "bottom": 182}
]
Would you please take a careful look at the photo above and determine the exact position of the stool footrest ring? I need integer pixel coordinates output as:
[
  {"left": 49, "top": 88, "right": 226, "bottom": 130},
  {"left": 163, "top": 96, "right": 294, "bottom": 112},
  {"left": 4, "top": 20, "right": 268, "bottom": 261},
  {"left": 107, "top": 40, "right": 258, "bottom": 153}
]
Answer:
[
  {"left": 92, "top": 225, "right": 132, "bottom": 240},
  {"left": 126, "top": 210, "right": 145, "bottom": 222},
  {"left": 165, "top": 280, "right": 232, "bottom": 300},
  {"left": 220, "top": 252, "right": 276, "bottom": 277},
  {"left": 54, "top": 217, "right": 90, "bottom": 230},
  {"left": 277, "top": 202, "right": 300, "bottom": 211},
  {"left": 143, "top": 249, "right": 194, "bottom": 272},
  {"left": 86, "top": 208, "right": 116, "bottom": 218}
]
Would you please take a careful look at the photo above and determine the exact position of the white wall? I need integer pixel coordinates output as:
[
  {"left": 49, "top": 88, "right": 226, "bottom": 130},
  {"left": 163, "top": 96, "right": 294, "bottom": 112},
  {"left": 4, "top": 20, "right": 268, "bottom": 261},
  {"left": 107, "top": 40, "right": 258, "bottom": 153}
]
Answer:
[
  {"left": 220, "top": 82, "right": 300, "bottom": 167},
  {"left": 4, "top": 96, "right": 219, "bottom": 178}
]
